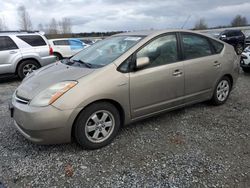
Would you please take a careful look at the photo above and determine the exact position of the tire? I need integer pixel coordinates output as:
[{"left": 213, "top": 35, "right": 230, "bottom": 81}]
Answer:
[
  {"left": 17, "top": 60, "right": 40, "bottom": 79},
  {"left": 211, "top": 76, "right": 232, "bottom": 106},
  {"left": 235, "top": 43, "right": 244, "bottom": 55},
  {"left": 74, "top": 102, "right": 121, "bottom": 149},
  {"left": 242, "top": 67, "right": 250, "bottom": 73},
  {"left": 53, "top": 53, "right": 63, "bottom": 61}
]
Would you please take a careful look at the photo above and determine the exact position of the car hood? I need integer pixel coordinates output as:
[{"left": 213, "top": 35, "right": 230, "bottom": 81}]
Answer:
[{"left": 16, "top": 62, "right": 95, "bottom": 100}]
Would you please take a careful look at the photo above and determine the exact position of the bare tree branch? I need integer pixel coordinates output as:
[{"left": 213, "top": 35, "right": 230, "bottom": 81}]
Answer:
[
  {"left": 0, "top": 17, "right": 8, "bottom": 31},
  {"left": 48, "top": 18, "right": 58, "bottom": 34},
  {"left": 17, "top": 5, "right": 33, "bottom": 30},
  {"left": 59, "top": 17, "right": 72, "bottom": 34},
  {"left": 231, "top": 15, "right": 248, "bottom": 27},
  {"left": 194, "top": 18, "right": 208, "bottom": 30}
]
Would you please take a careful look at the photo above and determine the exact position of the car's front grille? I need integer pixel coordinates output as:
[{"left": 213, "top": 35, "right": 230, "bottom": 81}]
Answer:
[{"left": 15, "top": 94, "right": 30, "bottom": 105}]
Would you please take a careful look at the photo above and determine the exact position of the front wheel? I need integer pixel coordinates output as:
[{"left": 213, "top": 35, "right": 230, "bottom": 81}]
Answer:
[
  {"left": 211, "top": 77, "right": 231, "bottom": 106},
  {"left": 74, "top": 102, "right": 121, "bottom": 149}
]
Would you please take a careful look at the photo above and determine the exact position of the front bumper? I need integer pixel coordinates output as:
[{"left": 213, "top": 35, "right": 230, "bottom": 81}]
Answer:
[
  {"left": 11, "top": 99, "right": 76, "bottom": 144},
  {"left": 240, "top": 59, "right": 250, "bottom": 68}
]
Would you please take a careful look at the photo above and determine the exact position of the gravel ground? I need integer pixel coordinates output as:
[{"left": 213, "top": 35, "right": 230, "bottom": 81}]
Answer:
[{"left": 0, "top": 73, "right": 250, "bottom": 188}]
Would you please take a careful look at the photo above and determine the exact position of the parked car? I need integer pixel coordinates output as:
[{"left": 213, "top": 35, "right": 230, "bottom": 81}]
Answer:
[
  {"left": 49, "top": 38, "right": 89, "bottom": 60},
  {"left": 245, "top": 36, "right": 250, "bottom": 46},
  {"left": 219, "top": 29, "right": 246, "bottom": 54},
  {"left": 10, "top": 30, "right": 239, "bottom": 149},
  {"left": 0, "top": 31, "right": 56, "bottom": 79},
  {"left": 240, "top": 46, "right": 250, "bottom": 72},
  {"left": 80, "top": 39, "right": 95, "bottom": 45}
]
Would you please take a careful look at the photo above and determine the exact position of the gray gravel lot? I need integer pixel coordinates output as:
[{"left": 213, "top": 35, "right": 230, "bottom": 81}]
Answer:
[{"left": 0, "top": 73, "right": 250, "bottom": 188}]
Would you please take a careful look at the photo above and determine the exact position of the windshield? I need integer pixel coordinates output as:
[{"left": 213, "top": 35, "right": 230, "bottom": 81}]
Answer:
[{"left": 70, "top": 36, "right": 143, "bottom": 67}]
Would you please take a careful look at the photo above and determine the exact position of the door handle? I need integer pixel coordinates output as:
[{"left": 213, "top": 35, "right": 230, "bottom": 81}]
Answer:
[
  {"left": 213, "top": 61, "right": 221, "bottom": 67},
  {"left": 173, "top": 70, "right": 183, "bottom": 76},
  {"left": 9, "top": 51, "right": 17, "bottom": 54}
]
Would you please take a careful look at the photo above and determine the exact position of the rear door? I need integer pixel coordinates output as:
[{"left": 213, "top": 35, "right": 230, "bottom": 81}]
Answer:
[
  {"left": 52, "top": 40, "right": 71, "bottom": 57},
  {"left": 69, "top": 40, "right": 84, "bottom": 56},
  {"left": 0, "top": 36, "right": 20, "bottom": 74},
  {"left": 129, "top": 33, "right": 185, "bottom": 118},
  {"left": 180, "top": 32, "right": 222, "bottom": 103},
  {"left": 17, "top": 35, "right": 49, "bottom": 57}
]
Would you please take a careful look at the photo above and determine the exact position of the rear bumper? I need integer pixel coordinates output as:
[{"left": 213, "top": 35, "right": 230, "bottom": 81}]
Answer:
[
  {"left": 11, "top": 99, "right": 75, "bottom": 144},
  {"left": 40, "top": 55, "right": 56, "bottom": 67}
]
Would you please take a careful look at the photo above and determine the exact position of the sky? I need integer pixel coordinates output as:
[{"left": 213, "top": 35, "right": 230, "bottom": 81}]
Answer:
[{"left": 0, "top": 0, "right": 250, "bottom": 33}]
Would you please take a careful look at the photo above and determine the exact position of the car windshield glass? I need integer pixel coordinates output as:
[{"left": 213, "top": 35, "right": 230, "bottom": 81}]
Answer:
[{"left": 70, "top": 36, "right": 143, "bottom": 67}]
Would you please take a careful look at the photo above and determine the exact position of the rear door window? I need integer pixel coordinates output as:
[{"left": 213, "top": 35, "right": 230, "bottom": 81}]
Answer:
[
  {"left": 0, "top": 36, "right": 18, "bottom": 51},
  {"left": 181, "top": 33, "right": 213, "bottom": 60},
  {"left": 17, "top": 35, "right": 47, "bottom": 46},
  {"left": 53, "top": 40, "right": 70, "bottom": 46}
]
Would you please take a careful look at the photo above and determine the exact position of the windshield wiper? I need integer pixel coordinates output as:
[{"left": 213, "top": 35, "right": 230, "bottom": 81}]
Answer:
[{"left": 71, "top": 59, "right": 93, "bottom": 68}]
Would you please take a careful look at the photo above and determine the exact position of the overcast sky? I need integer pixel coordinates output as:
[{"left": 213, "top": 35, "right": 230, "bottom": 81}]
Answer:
[{"left": 0, "top": 0, "right": 250, "bottom": 32}]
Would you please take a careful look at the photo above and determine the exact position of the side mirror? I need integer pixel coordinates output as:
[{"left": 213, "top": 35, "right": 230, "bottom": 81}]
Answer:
[{"left": 136, "top": 57, "right": 150, "bottom": 69}]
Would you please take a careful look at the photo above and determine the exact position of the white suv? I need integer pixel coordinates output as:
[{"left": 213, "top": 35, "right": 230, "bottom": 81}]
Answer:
[
  {"left": 0, "top": 31, "right": 56, "bottom": 79},
  {"left": 49, "top": 38, "right": 89, "bottom": 60}
]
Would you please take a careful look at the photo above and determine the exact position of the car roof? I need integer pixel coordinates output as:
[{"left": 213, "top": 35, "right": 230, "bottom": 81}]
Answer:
[
  {"left": 0, "top": 31, "right": 43, "bottom": 36},
  {"left": 114, "top": 29, "right": 204, "bottom": 38},
  {"left": 49, "top": 38, "right": 82, "bottom": 41}
]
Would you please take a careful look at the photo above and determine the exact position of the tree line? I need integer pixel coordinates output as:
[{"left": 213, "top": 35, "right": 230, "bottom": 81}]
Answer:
[{"left": 194, "top": 15, "right": 249, "bottom": 30}]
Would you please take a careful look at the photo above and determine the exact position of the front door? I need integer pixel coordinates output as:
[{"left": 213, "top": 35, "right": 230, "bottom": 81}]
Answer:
[{"left": 129, "top": 34, "right": 185, "bottom": 119}]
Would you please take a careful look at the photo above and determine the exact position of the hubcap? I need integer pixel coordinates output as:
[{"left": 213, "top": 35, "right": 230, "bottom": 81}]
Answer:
[
  {"left": 23, "top": 64, "right": 38, "bottom": 76},
  {"left": 85, "top": 110, "right": 115, "bottom": 143},
  {"left": 216, "top": 80, "right": 230, "bottom": 102},
  {"left": 236, "top": 45, "right": 243, "bottom": 54}
]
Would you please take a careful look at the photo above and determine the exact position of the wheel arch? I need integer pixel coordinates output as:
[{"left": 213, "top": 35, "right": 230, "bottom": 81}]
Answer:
[
  {"left": 223, "top": 74, "right": 233, "bottom": 88},
  {"left": 53, "top": 52, "right": 63, "bottom": 57},
  {"left": 71, "top": 99, "right": 125, "bottom": 138},
  {"left": 15, "top": 58, "right": 41, "bottom": 74}
]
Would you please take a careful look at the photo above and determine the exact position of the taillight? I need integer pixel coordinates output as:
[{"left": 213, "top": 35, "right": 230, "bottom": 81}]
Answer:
[{"left": 49, "top": 45, "right": 53, "bottom": 55}]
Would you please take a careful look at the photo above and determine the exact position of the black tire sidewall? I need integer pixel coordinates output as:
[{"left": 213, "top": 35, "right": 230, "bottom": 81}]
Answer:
[
  {"left": 242, "top": 67, "right": 250, "bottom": 73},
  {"left": 17, "top": 60, "right": 40, "bottom": 79},
  {"left": 74, "top": 102, "right": 121, "bottom": 149},
  {"left": 54, "top": 53, "right": 62, "bottom": 60},
  {"left": 212, "top": 77, "right": 231, "bottom": 105},
  {"left": 235, "top": 44, "right": 243, "bottom": 55}
]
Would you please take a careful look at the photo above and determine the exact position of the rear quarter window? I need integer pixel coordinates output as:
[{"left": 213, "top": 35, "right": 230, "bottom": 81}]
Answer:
[
  {"left": 210, "top": 39, "right": 224, "bottom": 54},
  {"left": 53, "top": 40, "right": 70, "bottom": 46},
  {"left": 17, "top": 35, "right": 47, "bottom": 47}
]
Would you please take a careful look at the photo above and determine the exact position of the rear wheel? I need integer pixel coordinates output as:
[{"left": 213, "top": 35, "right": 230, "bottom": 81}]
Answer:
[
  {"left": 211, "top": 76, "right": 231, "bottom": 106},
  {"left": 235, "top": 43, "right": 244, "bottom": 55},
  {"left": 53, "top": 53, "right": 63, "bottom": 61},
  {"left": 74, "top": 102, "right": 121, "bottom": 149},
  {"left": 17, "top": 60, "right": 40, "bottom": 79}
]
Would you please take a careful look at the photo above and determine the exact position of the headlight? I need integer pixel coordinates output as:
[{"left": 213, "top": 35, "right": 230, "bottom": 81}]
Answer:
[{"left": 30, "top": 81, "right": 78, "bottom": 107}]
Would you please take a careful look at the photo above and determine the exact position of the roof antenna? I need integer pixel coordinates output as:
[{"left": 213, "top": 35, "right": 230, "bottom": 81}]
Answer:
[{"left": 181, "top": 15, "right": 191, "bottom": 29}]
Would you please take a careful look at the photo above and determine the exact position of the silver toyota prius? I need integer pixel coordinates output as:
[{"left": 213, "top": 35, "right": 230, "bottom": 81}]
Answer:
[{"left": 10, "top": 30, "right": 240, "bottom": 149}]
